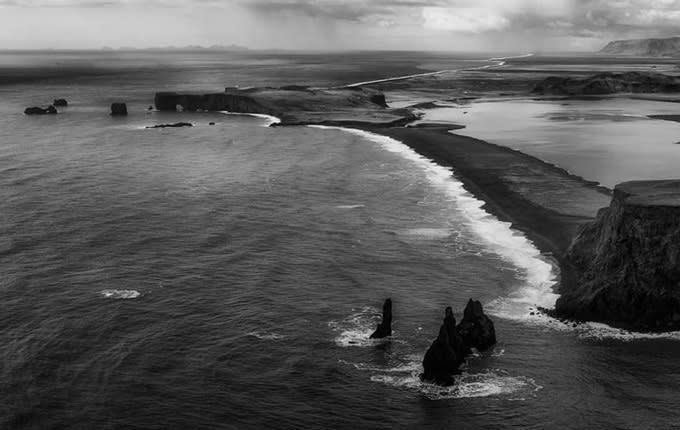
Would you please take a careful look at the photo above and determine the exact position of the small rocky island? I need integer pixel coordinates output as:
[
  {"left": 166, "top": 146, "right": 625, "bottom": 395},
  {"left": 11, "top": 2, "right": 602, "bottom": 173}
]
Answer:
[
  {"left": 556, "top": 180, "right": 680, "bottom": 330},
  {"left": 422, "top": 300, "right": 496, "bottom": 386}
]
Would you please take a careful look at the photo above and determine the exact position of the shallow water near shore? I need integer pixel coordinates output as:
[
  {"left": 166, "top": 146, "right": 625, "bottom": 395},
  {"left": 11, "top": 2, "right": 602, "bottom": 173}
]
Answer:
[{"left": 2, "top": 52, "right": 680, "bottom": 429}]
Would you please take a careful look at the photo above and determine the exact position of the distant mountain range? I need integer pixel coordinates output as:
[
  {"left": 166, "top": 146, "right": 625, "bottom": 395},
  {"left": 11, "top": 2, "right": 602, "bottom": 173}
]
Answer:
[
  {"left": 101, "top": 45, "right": 248, "bottom": 52},
  {"left": 600, "top": 37, "right": 680, "bottom": 56}
]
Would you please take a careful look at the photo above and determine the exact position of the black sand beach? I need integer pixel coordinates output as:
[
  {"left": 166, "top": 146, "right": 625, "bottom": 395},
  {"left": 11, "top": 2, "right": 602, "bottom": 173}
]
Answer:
[{"left": 355, "top": 124, "right": 612, "bottom": 271}]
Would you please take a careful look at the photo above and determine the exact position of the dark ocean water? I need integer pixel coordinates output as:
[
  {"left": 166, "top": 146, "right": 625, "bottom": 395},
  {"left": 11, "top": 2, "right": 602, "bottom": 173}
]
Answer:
[{"left": 1, "top": 51, "right": 680, "bottom": 429}]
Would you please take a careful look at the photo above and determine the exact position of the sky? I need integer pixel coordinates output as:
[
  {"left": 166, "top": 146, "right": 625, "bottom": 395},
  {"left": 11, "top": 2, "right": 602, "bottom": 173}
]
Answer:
[{"left": 1, "top": 0, "right": 679, "bottom": 51}]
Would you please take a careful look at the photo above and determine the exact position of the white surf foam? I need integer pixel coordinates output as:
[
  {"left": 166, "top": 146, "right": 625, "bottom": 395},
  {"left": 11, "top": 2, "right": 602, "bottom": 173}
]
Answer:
[
  {"left": 100, "top": 289, "right": 140, "bottom": 299},
  {"left": 310, "top": 123, "right": 680, "bottom": 342},
  {"left": 397, "top": 228, "right": 453, "bottom": 240},
  {"left": 360, "top": 355, "right": 540, "bottom": 400},
  {"left": 336, "top": 204, "right": 365, "bottom": 210},
  {"left": 247, "top": 331, "right": 286, "bottom": 341},
  {"left": 311, "top": 126, "right": 558, "bottom": 319},
  {"left": 219, "top": 111, "right": 281, "bottom": 127},
  {"left": 328, "top": 307, "right": 395, "bottom": 347}
]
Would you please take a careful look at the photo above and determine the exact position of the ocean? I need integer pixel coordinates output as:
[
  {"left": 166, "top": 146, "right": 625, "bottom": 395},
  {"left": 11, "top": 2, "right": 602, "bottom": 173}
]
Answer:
[{"left": 1, "top": 51, "right": 680, "bottom": 429}]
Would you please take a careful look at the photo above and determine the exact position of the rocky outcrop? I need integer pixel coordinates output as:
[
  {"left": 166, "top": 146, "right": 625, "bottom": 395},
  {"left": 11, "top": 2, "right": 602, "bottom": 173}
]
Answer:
[
  {"left": 457, "top": 299, "right": 497, "bottom": 350},
  {"left": 145, "top": 122, "right": 193, "bottom": 129},
  {"left": 601, "top": 37, "right": 680, "bottom": 57},
  {"left": 53, "top": 99, "right": 68, "bottom": 107},
  {"left": 422, "top": 301, "right": 496, "bottom": 386},
  {"left": 152, "top": 86, "right": 402, "bottom": 126},
  {"left": 111, "top": 103, "right": 128, "bottom": 116},
  {"left": 24, "top": 106, "right": 57, "bottom": 115},
  {"left": 532, "top": 72, "right": 680, "bottom": 96},
  {"left": 370, "top": 299, "right": 392, "bottom": 339},
  {"left": 154, "top": 92, "right": 273, "bottom": 115},
  {"left": 555, "top": 180, "right": 680, "bottom": 330}
]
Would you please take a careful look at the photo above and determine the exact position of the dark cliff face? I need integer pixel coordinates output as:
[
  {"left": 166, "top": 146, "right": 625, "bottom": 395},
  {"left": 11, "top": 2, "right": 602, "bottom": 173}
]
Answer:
[
  {"left": 556, "top": 180, "right": 680, "bottom": 330},
  {"left": 532, "top": 72, "right": 680, "bottom": 96},
  {"left": 601, "top": 37, "right": 680, "bottom": 56}
]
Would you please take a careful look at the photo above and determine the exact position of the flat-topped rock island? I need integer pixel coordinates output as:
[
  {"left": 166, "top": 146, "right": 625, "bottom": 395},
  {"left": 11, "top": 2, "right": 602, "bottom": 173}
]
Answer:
[{"left": 154, "top": 86, "right": 416, "bottom": 126}]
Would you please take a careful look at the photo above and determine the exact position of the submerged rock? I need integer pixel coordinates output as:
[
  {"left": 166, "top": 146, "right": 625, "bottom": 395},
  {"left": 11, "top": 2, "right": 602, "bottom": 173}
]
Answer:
[
  {"left": 457, "top": 299, "right": 497, "bottom": 351},
  {"left": 145, "top": 122, "right": 193, "bottom": 129},
  {"left": 556, "top": 180, "right": 680, "bottom": 330},
  {"left": 53, "top": 98, "right": 68, "bottom": 107},
  {"left": 111, "top": 103, "right": 128, "bottom": 116},
  {"left": 369, "top": 298, "right": 392, "bottom": 339},
  {"left": 421, "top": 301, "right": 494, "bottom": 386},
  {"left": 24, "top": 106, "right": 57, "bottom": 115}
]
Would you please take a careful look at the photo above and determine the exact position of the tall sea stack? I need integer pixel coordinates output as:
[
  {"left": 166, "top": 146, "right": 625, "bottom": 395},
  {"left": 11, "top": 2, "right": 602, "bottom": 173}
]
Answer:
[
  {"left": 370, "top": 299, "right": 392, "bottom": 339},
  {"left": 556, "top": 180, "right": 680, "bottom": 330}
]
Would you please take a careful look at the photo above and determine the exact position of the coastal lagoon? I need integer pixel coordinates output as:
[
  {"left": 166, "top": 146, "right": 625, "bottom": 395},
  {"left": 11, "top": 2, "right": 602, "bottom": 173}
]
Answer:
[
  {"left": 418, "top": 98, "right": 680, "bottom": 188},
  {"left": 2, "top": 51, "right": 680, "bottom": 429}
]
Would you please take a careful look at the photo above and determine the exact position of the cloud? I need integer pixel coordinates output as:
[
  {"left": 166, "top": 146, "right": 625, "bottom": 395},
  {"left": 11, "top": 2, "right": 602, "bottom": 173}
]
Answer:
[
  {"left": 2, "top": 0, "right": 680, "bottom": 50},
  {"left": 422, "top": 7, "right": 509, "bottom": 32}
]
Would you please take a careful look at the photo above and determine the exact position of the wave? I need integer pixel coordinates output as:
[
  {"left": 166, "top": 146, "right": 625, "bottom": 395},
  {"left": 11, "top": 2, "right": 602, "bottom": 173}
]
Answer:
[
  {"left": 328, "top": 307, "right": 395, "bottom": 347},
  {"left": 219, "top": 111, "right": 281, "bottom": 127},
  {"left": 311, "top": 126, "right": 558, "bottom": 320},
  {"left": 336, "top": 204, "right": 365, "bottom": 210},
  {"left": 247, "top": 331, "right": 286, "bottom": 341},
  {"left": 341, "top": 355, "right": 540, "bottom": 400},
  {"left": 100, "top": 289, "right": 140, "bottom": 299},
  {"left": 396, "top": 227, "right": 453, "bottom": 240}
]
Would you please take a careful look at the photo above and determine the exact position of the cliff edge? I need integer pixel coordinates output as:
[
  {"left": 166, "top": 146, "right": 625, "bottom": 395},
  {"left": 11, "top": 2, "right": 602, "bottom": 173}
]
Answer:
[
  {"left": 601, "top": 37, "right": 680, "bottom": 56},
  {"left": 555, "top": 180, "right": 680, "bottom": 330}
]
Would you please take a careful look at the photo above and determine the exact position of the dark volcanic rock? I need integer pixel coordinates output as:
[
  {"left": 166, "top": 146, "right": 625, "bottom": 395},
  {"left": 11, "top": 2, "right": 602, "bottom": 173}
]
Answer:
[
  {"left": 457, "top": 299, "right": 497, "bottom": 351},
  {"left": 421, "top": 323, "right": 460, "bottom": 386},
  {"left": 444, "top": 306, "right": 471, "bottom": 361},
  {"left": 532, "top": 72, "right": 680, "bottom": 96},
  {"left": 555, "top": 180, "right": 680, "bottom": 330},
  {"left": 152, "top": 86, "right": 404, "bottom": 126},
  {"left": 53, "top": 99, "right": 68, "bottom": 107},
  {"left": 369, "top": 299, "right": 392, "bottom": 339},
  {"left": 145, "top": 122, "right": 193, "bottom": 129},
  {"left": 24, "top": 106, "right": 57, "bottom": 115},
  {"left": 111, "top": 103, "right": 128, "bottom": 116},
  {"left": 369, "top": 93, "right": 388, "bottom": 108},
  {"left": 421, "top": 303, "right": 493, "bottom": 386}
]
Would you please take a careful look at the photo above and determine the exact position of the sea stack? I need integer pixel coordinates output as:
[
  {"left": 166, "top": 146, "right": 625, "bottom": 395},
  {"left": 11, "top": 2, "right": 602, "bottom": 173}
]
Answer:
[
  {"left": 556, "top": 180, "right": 680, "bottom": 330},
  {"left": 422, "top": 301, "right": 495, "bottom": 386},
  {"left": 111, "top": 103, "right": 128, "bottom": 116},
  {"left": 457, "top": 299, "right": 497, "bottom": 351},
  {"left": 369, "top": 298, "right": 392, "bottom": 339}
]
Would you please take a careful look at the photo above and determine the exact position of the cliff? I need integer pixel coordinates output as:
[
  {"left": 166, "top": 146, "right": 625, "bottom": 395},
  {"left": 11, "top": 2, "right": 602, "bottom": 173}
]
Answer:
[
  {"left": 154, "top": 86, "right": 411, "bottom": 126},
  {"left": 532, "top": 72, "right": 680, "bottom": 96},
  {"left": 601, "top": 37, "right": 680, "bottom": 56},
  {"left": 555, "top": 180, "right": 680, "bottom": 330}
]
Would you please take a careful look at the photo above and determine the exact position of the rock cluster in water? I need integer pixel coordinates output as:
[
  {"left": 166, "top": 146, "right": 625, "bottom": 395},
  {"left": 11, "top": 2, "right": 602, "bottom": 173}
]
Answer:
[
  {"left": 370, "top": 299, "right": 392, "bottom": 339},
  {"left": 24, "top": 105, "right": 57, "bottom": 115},
  {"left": 146, "top": 122, "right": 193, "bottom": 129},
  {"left": 556, "top": 180, "right": 680, "bottom": 331},
  {"left": 110, "top": 103, "right": 128, "bottom": 116},
  {"left": 421, "top": 300, "right": 496, "bottom": 386}
]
